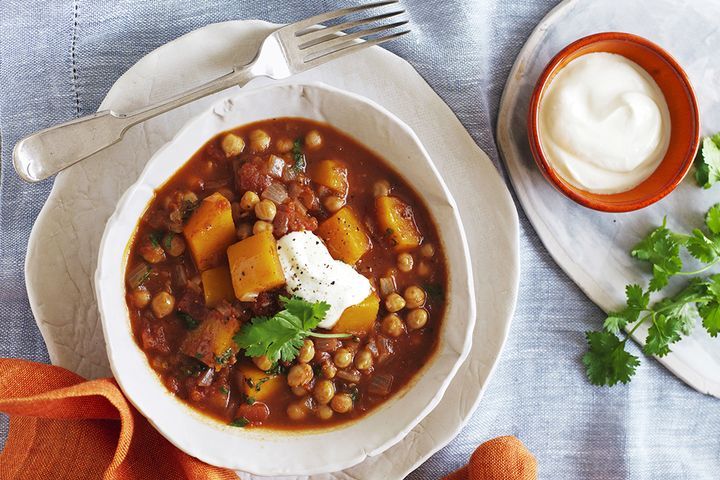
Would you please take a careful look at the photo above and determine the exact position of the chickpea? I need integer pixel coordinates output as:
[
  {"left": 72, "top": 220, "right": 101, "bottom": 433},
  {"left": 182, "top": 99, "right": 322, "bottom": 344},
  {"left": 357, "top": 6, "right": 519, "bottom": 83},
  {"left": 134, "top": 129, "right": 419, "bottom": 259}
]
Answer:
[
  {"left": 313, "top": 379, "right": 335, "bottom": 404},
  {"left": 252, "top": 355, "right": 273, "bottom": 371},
  {"left": 151, "top": 291, "right": 175, "bottom": 319},
  {"left": 240, "top": 191, "right": 260, "bottom": 211},
  {"left": 333, "top": 348, "right": 354, "bottom": 369},
  {"left": 407, "top": 308, "right": 429, "bottom": 330},
  {"left": 381, "top": 313, "right": 405, "bottom": 337},
  {"left": 323, "top": 195, "right": 345, "bottom": 213},
  {"left": 216, "top": 187, "right": 235, "bottom": 202},
  {"left": 321, "top": 361, "right": 337, "bottom": 379},
  {"left": 420, "top": 243, "right": 435, "bottom": 258},
  {"left": 253, "top": 221, "right": 274, "bottom": 235},
  {"left": 287, "top": 364, "right": 313, "bottom": 387},
  {"left": 330, "top": 393, "right": 353, "bottom": 413},
  {"left": 417, "top": 261, "right": 431, "bottom": 277},
  {"left": 384, "top": 293, "right": 406, "bottom": 313},
  {"left": 163, "top": 233, "right": 186, "bottom": 257},
  {"left": 291, "top": 386, "right": 307, "bottom": 397},
  {"left": 354, "top": 350, "right": 373, "bottom": 371},
  {"left": 236, "top": 223, "right": 252, "bottom": 240},
  {"left": 298, "top": 339, "right": 315, "bottom": 364},
  {"left": 404, "top": 286, "right": 426, "bottom": 309},
  {"left": 305, "top": 130, "right": 322, "bottom": 150},
  {"left": 254, "top": 199, "right": 277, "bottom": 221},
  {"left": 373, "top": 180, "right": 390, "bottom": 197},
  {"left": 221, "top": 133, "right": 245, "bottom": 157},
  {"left": 249, "top": 129, "right": 271, "bottom": 152},
  {"left": 397, "top": 252, "right": 414, "bottom": 273},
  {"left": 131, "top": 286, "right": 151, "bottom": 309},
  {"left": 316, "top": 404, "right": 334, "bottom": 420},
  {"left": 276, "top": 137, "right": 294, "bottom": 153},
  {"left": 140, "top": 241, "right": 165, "bottom": 264},
  {"left": 287, "top": 401, "right": 308, "bottom": 421}
]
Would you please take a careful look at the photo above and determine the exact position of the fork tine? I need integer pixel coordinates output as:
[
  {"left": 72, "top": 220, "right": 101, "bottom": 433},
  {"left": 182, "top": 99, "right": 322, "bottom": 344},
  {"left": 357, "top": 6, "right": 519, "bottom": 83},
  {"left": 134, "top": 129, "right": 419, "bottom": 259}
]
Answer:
[
  {"left": 297, "top": 9, "right": 405, "bottom": 48},
  {"left": 302, "top": 21, "right": 409, "bottom": 58},
  {"left": 302, "top": 30, "right": 410, "bottom": 68},
  {"left": 285, "top": 0, "right": 399, "bottom": 36}
]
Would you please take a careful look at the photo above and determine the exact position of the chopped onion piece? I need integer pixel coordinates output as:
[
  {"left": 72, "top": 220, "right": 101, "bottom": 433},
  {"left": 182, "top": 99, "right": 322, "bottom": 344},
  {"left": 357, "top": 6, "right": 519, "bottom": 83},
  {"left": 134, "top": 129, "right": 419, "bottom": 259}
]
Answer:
[
  {"left": 204, "top": 178, "right": 230, "bottom": 190},
  {"left": 127, "top": 263, "right": 151, "bottom": 289},
  {"left": 336, "top": 368, "right": 361, "bottom": 383},
  {"left": 267, "top": 155, "right": 285, "bottom": 178},
  {"left": 292, "top": 198, "right": 307, "bottom": 216},
  {"left": 379, "top": 277, "right": 396, "bottom": 297},
  {"left": 365, "top": 338, "right": 379, "bottom": 358},
  {"left": 174, "top": 264, "right": 188, "bottom": 289},
  {"left": 368, "top": 373, "right": 393, "bottom": 396},
  {"left": 314, "top": 337, "right": 341, "bottom": 352},
  {"left": 377, "top": 336, "right": 394, "bottom": 365},
  {"left": 261, "top": 183, "right": 289, "bottom": 204},
  {"left": 215, "top": 300, "right": 234, "bottom": 318},
  {"left": 198, "top": 368, "right": 215, "bottom": 386}
]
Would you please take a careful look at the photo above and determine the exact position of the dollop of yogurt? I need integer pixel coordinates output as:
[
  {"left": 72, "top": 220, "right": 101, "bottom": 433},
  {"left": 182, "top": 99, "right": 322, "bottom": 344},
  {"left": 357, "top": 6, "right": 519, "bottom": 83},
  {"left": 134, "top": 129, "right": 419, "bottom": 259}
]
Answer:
[
  {"left": 276, "top": 230, "right": 371, "bottom": 329},
  {"left": 538, "top": 52, "right": 671, "bottom": 194}
]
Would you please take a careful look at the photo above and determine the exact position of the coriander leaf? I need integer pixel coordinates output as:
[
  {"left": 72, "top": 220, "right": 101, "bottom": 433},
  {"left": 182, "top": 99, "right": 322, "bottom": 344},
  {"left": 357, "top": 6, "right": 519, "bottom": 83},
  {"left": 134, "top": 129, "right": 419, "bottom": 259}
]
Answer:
[
  {"left": 695, "top": 136, "right": 720, "bottom": 189},
  {"left": 706, "top": 203, "right": 720, "bottom": 235},
  {"left": 234, "top": 297, "right": 336, "bottom": 363},
  {"left": 163, "top": 232, "right": 175, "bottom": 251},
  {"left": 643, "top": 313, "right": 684, "bottom": 357},
  {"left": 582, "top": 331, "right": 639, "bottom": 386},
  {"left": 234, "top": 314, "right": 303, "bottom": 362},
  {"left": 229, "top": 417, "right": 249, "bottom": 428},
  {"left": 423, "top": 283, "right": 445, "bottom": 301},
  {"left": 149, "top": 231, "right": 161, "bottom": 248},
  {"left": 292, "top": 138, "right": 306, "bottom": 172},
  {"left": 631, "top": 220, "right": 683, "bottom": 291},
  {"left": 603, "top": 284, "right": 649, "bottom": 334},
  {"left": 177, "top": 312, "right": 199, "bottom": 330},
  {"left": 685, "top": 228, "right": 720, "bottom": 264},
  {"left": 699, "top": 274, "right": 720, "bottom": 337},
  {"left": 281, "top": 295, "right": 330, "bottom": 330},
  {"left": 698, "top": 302, "right": 720, "bottom": 337}
]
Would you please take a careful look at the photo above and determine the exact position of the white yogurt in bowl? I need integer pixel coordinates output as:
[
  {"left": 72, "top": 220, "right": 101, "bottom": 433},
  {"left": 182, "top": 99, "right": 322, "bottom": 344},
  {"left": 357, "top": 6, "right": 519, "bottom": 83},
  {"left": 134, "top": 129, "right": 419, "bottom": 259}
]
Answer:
[{"left": 538, "top": 52, "right": 671, "bottom": 194}]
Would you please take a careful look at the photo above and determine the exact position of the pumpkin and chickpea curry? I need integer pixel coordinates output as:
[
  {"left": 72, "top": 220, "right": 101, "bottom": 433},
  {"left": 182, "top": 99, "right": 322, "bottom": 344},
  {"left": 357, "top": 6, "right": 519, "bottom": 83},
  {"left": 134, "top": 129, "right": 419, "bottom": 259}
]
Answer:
[{"left": 125, "top": 118, "right": 447, "bottom": 429}]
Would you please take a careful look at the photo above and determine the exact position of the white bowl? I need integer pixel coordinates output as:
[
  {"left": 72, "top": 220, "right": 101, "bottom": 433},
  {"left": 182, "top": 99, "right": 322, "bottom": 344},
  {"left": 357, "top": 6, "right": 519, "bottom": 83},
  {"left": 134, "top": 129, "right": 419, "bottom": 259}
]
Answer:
[{"left": 95, "top": 82, "right": 475, "bottom": 476}]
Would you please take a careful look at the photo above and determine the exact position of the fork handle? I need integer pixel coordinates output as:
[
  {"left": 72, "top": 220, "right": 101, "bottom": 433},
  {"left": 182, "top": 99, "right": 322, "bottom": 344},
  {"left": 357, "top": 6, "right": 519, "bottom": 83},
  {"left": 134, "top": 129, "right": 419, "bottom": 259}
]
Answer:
[{"left": 13, "top": 63, "right": 260, "bottom": 183}]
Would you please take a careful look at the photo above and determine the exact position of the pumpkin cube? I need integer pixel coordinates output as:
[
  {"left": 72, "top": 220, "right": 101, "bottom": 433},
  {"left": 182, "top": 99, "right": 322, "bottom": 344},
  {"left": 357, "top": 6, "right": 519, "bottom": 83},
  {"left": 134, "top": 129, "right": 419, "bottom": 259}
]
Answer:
[
  {"left": 201, "top": 265, "right": 235, "bottom": 308},
  {"left": 311, "top": 159, "right": 348, "bottom": 194},
  {"left": 375, "top": 196, "right": 423, "bottom": 251},
  {"left": 316, "top": 206, "right": 372, "bottom": 264},
  {"left": 180, "top": 310, "right": 240, "bottom": 370},
  {"left": 183, "top": 192, "right": 237, "bottom": 271},
  {"left": 331, "top": 292, "right": 380, "bottom": 336},
  {"left": 226, "top": 231, "right": 286, "bottom": 301},
  {"left": 236, "top": 363, "right": 286, "bottom": 401}
]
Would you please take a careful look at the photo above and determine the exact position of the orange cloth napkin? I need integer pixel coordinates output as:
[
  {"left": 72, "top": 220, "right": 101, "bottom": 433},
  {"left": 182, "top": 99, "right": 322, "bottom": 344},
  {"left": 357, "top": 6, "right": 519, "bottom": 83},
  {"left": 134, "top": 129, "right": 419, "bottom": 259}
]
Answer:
[
  {"left": 443, "top": 436, "right": 537, "bottom": 480},
  {"left": 0, "top": 358, "right": 536, "bottom": 479}
]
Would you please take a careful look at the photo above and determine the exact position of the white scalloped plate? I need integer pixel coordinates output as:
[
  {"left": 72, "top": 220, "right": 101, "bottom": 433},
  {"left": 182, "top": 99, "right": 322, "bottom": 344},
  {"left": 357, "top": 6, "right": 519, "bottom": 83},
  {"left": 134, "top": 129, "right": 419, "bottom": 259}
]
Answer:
[
  {"left": 26, "top": 20, "right": 519, "bottom": 477},
  {"left": 498, "top": 0, "right": 720, "bottom": 396}
]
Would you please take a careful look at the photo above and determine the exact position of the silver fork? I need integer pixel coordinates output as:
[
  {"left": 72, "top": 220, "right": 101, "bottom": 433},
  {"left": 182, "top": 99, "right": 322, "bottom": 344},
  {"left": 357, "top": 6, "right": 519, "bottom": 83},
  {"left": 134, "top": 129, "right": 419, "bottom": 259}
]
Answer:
[{"left": 13, "top": 1, "right": 408, "bottom": 183}]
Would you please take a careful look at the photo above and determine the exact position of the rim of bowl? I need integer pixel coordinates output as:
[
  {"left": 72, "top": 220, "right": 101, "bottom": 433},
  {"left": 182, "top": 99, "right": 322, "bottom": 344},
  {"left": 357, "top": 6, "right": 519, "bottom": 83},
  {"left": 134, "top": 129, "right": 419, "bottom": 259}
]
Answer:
[
  {"left": 94, "top": 82, "right": 476, "bottom": 475},
  {"left": 527, "top": 32, "right": 700, "bottom": 213}
]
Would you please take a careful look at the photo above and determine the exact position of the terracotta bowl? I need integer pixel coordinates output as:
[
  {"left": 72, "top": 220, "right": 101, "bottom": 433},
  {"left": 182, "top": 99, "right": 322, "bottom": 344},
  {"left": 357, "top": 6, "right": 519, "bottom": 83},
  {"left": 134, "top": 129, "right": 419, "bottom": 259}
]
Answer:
[{"left": 527, "top": 32, "right": 700, "bottom": 212}]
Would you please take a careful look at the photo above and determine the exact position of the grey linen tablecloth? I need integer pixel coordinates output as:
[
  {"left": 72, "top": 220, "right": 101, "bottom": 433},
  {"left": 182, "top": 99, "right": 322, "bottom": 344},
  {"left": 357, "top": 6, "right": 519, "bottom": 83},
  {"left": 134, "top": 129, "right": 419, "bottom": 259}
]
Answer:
[{"left": 1, "top": 1, "right": 719, "bottom": 478}]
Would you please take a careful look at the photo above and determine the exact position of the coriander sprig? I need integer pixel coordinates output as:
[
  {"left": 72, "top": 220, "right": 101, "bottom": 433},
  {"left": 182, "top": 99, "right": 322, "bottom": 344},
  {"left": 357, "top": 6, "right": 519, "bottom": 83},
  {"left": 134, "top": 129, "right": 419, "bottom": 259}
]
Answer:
[
  {"left": 584, "top": 204, "right": 720, "bottom": 386},
  {"left": 695, "top": 133, "right": 720, "bottom": 189},
  {"left": 234, "top": 296, "right": 351, "bottom": 363}
]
